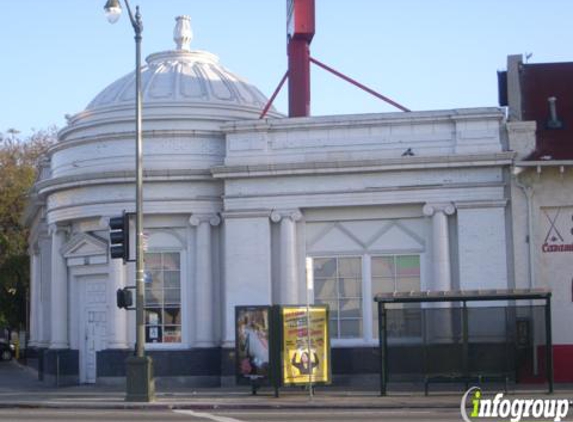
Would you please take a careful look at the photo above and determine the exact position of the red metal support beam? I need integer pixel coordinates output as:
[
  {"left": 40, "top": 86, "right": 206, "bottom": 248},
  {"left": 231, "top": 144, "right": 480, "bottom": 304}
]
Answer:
[
  {"left": 260, "top": 70, "right": 289, "bottom": 119},
  {"left": 288, "top": 38, "right": 311, "bottom": 117},
  {"left": 310, "top": 56, "right": 411, "bottom": 112}
]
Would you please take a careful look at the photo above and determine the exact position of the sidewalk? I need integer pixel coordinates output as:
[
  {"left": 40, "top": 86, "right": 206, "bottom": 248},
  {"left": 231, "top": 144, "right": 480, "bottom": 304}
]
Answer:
[{"left": 0, "top": 361, "right": 570, "bottom": 410}]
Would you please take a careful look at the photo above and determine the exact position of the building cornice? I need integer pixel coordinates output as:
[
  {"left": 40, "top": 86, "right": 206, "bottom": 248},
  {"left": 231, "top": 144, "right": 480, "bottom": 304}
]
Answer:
[
  {"left": 222, "top": 107, "right": 505, "bottom": 134},
  {"left": 515, "top": 160, "right": 573, "bottom": 167},
  {"left": 52, "top": 129, "right": 224, "bottom": 154},
  {"left": 36, "top": 168, "right": 213, "bottom": 196},
  {"left": 212, "top": 152, "right": 515, "bottom": 179}
]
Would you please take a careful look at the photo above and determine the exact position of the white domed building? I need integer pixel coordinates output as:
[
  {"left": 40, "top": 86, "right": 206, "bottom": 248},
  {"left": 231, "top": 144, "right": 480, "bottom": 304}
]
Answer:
[{"left": 26, "top": 16, "right": 518, "bottom": 386}]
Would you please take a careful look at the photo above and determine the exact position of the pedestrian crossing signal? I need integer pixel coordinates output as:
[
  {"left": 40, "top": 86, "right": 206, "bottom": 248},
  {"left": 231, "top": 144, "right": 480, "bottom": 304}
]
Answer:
[{"left": 116, "top": 287, "right": 133, "bottom": 309}]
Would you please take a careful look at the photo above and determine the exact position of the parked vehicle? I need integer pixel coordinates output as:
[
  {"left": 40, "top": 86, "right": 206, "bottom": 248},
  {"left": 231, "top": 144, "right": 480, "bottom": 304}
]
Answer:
[{"left": 0, "top": 341, "right": 14, "bottom": 361}]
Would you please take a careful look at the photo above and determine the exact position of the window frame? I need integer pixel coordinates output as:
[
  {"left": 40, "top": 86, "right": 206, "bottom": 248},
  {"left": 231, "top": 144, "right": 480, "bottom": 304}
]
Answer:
[
  {"left": 308, "top": 252, "right": 424, "bottom": 347},
  {"left": 371, "top": 253, "right": 423, "bottom": 343},
  {"left": 311, "top": 255, "right": 364, "bottom": 343},
  {"left": 143, "top": 248, "right": 185, "bottom": 350}
]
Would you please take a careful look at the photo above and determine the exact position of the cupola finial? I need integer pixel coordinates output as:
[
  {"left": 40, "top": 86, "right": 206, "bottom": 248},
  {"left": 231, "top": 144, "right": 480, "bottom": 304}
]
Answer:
[{"left": 174, "top": 15, "right": 193, "bottom": 51}]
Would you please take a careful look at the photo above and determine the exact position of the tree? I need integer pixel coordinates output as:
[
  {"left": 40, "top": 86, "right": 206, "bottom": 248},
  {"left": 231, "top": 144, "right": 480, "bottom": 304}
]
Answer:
[{"left": 0, "top": 127, "right": 57, "bottom": 336}]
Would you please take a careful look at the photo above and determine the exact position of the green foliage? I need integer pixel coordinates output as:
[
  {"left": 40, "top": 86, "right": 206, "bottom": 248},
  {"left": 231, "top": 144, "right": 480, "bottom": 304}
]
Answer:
[{"left": 0, "top": 128, "right": 57, "bottom": 331}]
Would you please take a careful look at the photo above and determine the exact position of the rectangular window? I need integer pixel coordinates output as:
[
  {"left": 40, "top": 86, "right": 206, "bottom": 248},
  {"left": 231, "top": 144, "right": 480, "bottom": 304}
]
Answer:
[
  {"left": 372, "top": 255, "right": 421, "bottom": 338},
  {"left": 144, "top": 252, "right": 181, "bottom": 343},
  {"left": 313, "top": 257, "right": 362, "bottom": 339}
]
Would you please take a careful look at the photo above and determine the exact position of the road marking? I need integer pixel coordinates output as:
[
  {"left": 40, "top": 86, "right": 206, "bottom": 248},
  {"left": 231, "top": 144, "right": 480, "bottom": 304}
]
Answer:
[
  {"left": 213, "top": 410, "right": 439, "bottom": 415},
  {"left": 174, "top": 408, "right": 447, "bottom": 420},
  {"left": 173, "top": 409, "right": 246, "bottom": 422}
]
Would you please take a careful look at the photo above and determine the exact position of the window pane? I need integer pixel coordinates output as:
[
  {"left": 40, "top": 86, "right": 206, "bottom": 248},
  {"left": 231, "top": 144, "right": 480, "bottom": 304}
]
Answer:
[
  {"left": 148, "top": 271, "right": 163, "bottom": 289},
  {"left": 397, "top": 277, "right": 420, "bottom": 293},
  {"left": 145, "top": 288, "right": 163, "bottom": 306},
  {"left": 163, "top": 253, "right": 180, "bottom": 270},
  {"left": 315, "top": 278, "right": 336, "bottom": 298},
  {"left": 329, "top": 320, "right": 338, "bottom": 338},
  {"left": 338, "top": 257, "right": 361, "bottom": 277},
  {"left": 372, "top": 256, "right": 394, "bottom": 277},
  {"left": 372, "top": 254, "right": 421, "bottom": 339},
  {"left": 372, "top": 277, "right": 394, "bottom": 294},
  {"left": 396, "top": 255, "right": 420, "bottom": 278},
  {"left": 339, "top": 299, "right": 361, "bottom": 318},
  {"left": 163, "top": 326, "right": 181, "bottom": 343},
  {"left": 164, "top": 307, "right": 181, "bottom": 324},
  {"left": 340, "top": 319, "right": 362, "bottom": 338},
  {"left": 164, "top": 289, "right": 180, "bottom": 305},
  {"left": 314, "top": 258, "right": 336, "bottom": 278},
  {"left": 339, "top": 277, "right": 361, "bottom": 298},
  {"left": 146, "top": 325, "right": 162, "bottom": 343},
  {"left": 145, "top": 253, "right": 162, "bottom": 270},
  {"left": 316, "top": 299, "right": 338, "bottom": 319},
  {"left": 164, "top": 271, "right": 180, "bottom": 289},
  {"left": 146, "top": 309, "right": 162, "bottom": 324}
]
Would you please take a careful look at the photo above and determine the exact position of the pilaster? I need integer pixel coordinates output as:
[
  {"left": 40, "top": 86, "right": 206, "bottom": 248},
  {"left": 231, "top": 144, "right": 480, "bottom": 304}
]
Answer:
[
  {"left": 270, "top": 209, "right": 302, "bottom": 305},
  {"left": 49, "top": 223, "right": 70, "bottom": 349},
  {"left": 189, "top": 213, "right": 221, "bottom": 347},
  {"left": 423, "top": 203, "right": 455, "bottom": 292}
]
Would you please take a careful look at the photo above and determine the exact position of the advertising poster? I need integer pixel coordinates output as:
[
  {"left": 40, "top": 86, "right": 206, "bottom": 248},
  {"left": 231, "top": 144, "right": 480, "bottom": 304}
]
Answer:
[
  {"left": 235, "top": 306, "right": 271, "bottom": 382},
  {"left": 281, "top": 305, "right": 330, "bottom": 385}
]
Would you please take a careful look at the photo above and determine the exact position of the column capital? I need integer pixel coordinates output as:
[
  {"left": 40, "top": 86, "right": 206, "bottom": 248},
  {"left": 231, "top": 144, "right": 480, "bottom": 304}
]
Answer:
[
  {"left": 423, "top": 203, "right": 456, "bottom": 217},
  {"left": 98, "top": 216, "right": 111, "bottom": 229},
  {"left": 270, "top": 209, "right": 303, "bottom": 223},
  {"left": 189, "top": 213, "right": 221, "bottom": 227},
  {"left": 48, "top": 223, "right": 70, "bottom": 236}
]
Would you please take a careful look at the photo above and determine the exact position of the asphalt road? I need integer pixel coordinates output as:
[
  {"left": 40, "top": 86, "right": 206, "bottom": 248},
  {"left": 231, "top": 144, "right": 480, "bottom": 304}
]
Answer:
[{"left": 0, "top": 408, "right": 464, "bottom": 422}]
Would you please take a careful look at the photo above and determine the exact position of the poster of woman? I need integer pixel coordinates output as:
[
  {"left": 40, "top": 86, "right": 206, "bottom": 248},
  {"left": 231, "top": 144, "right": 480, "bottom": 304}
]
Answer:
[{"left": 235, "top": 306, "right": 270, "bottom": 382}]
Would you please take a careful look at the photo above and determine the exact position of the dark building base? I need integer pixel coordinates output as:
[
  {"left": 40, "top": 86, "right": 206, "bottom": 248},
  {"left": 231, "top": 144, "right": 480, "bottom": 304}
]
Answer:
[
  {"left": 27, "top": 344, "right": 542, "bottom": 387},
  {"left": 31, "top": 348, "right": 79, "bottom": 386}
]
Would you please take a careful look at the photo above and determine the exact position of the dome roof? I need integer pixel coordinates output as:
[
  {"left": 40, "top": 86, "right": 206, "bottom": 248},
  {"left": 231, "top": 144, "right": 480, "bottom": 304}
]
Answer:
[{"left": 77, "top": 16, "right": 278, "bottom": 122}]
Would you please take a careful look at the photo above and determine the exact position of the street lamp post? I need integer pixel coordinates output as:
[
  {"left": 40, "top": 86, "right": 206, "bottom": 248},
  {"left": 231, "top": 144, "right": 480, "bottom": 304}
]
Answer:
[{"left": 104, "top": 0, "right": 154, "bottom": 402}]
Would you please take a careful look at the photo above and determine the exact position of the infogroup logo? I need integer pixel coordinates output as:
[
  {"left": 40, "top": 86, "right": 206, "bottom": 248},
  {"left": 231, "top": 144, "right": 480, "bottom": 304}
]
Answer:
[{"left": 461, "top": 387, "right": 571, "bottom": 422}]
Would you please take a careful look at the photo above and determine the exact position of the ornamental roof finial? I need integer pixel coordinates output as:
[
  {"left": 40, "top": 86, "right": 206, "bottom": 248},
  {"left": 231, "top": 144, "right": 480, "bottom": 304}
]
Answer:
[{"left": 174, "top": 15, "right": 193, "bottom": 51}]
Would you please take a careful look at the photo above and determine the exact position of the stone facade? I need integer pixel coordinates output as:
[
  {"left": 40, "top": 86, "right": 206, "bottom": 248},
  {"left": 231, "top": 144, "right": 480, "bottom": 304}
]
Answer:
[{"left": 26, "top": 21, "right": 536, "bottom": 386}]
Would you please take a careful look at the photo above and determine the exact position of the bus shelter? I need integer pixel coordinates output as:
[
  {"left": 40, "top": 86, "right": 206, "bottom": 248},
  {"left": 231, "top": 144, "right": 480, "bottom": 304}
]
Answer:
[{"left": 374, "top": 289, "right": 553, "bottom": 396}]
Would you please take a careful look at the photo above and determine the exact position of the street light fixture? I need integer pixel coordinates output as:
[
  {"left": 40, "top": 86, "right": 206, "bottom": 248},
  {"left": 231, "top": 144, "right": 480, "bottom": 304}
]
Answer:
[
  {"left": 104, "top": 0, "right": 122, "bottom": 23},
  {"left": 103, "top": 0, "right": 154, "bottom": 402}
]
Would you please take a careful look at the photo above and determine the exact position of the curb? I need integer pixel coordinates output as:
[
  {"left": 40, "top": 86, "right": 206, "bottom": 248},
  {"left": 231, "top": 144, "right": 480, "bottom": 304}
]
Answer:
[{"left": 0, "top": 400, "right": 462, "bottom": 411}]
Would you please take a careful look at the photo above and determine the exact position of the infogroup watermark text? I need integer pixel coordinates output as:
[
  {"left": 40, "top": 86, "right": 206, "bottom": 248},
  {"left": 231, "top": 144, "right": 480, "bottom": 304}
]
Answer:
[{"left": 461, "top": 387, "right": 571, "bottom": 422}]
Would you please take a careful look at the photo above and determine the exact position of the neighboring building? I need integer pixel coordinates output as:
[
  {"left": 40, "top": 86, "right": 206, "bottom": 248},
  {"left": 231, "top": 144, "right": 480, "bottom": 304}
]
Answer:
[
  {"left": 25, "top": 17, "right": 517, "bottom": 386},
  {"left": 502, "top": 55, "right": 573, "bottom": 382}
]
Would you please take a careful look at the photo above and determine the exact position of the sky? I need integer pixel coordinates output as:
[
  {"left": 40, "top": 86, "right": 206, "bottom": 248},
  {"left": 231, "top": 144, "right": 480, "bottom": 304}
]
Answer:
[{"left": 1, "top": 0, "right": 573, "bottom": 137}]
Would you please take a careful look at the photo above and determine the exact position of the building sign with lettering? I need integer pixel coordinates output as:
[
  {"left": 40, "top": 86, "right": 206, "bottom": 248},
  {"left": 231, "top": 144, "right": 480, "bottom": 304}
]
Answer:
[{"left": 541, "top": 207, "right": 573, "bottom": 253}]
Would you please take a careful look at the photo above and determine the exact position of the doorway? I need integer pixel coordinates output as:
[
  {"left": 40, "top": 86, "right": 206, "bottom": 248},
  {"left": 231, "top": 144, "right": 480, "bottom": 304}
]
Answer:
[{"left": 79, "top": 277, "right": 107, "bottom": 384}]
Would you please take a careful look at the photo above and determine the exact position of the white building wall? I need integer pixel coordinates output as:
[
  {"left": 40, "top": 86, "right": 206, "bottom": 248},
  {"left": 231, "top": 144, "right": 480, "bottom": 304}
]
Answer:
[
  {"left": 222, "top": 214, "right": 273, "bottom": 347},
  {"left": 457, "top": 203, "right": 509, "bottom": 291}
]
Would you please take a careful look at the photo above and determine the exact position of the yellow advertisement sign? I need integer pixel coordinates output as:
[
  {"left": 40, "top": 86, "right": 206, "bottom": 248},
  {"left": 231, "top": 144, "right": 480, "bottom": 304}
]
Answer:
[{"left": 281, "top": 306, "right": 330, "bottom": 385}]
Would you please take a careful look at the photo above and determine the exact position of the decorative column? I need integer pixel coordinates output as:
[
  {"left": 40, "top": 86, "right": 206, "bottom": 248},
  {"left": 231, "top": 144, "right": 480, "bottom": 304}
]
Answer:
[
  {"left": 189, "top": 214, "right": 221, "bottom": 347},
  {"left": 108, "top": 258, "right": 129, "bottom": 349},
  {"left": 49, "top": 224, "right": 69, "bottom": 349},
  {"left": 28, "top": 244, "right": 40, "bottom": 347},
  {"left": 271, "top": 209, "right": 303, "bottom": 305},
  {"left": 423, "top": 203, "right": 456, "bottom": 292}
]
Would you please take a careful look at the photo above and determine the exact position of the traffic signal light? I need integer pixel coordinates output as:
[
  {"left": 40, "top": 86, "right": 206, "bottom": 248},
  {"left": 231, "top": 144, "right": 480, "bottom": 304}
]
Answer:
[
  {"left": 109, "top": 212, "right": 129, "bottom": 261},
  {"left": 116, "top": 287, "right": 133, "bottom": 309}
]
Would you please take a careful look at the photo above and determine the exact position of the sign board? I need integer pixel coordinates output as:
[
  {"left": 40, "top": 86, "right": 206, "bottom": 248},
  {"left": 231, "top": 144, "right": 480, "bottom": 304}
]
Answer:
[
  {"left": 541, "top": 206, "right": 573, "bottom": 253},
  {"left": 235, "top": 306, "right": 271, "bottom": 383},
  {"left": 281, "top": 305, "right": 330, "bottom": 385}
]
